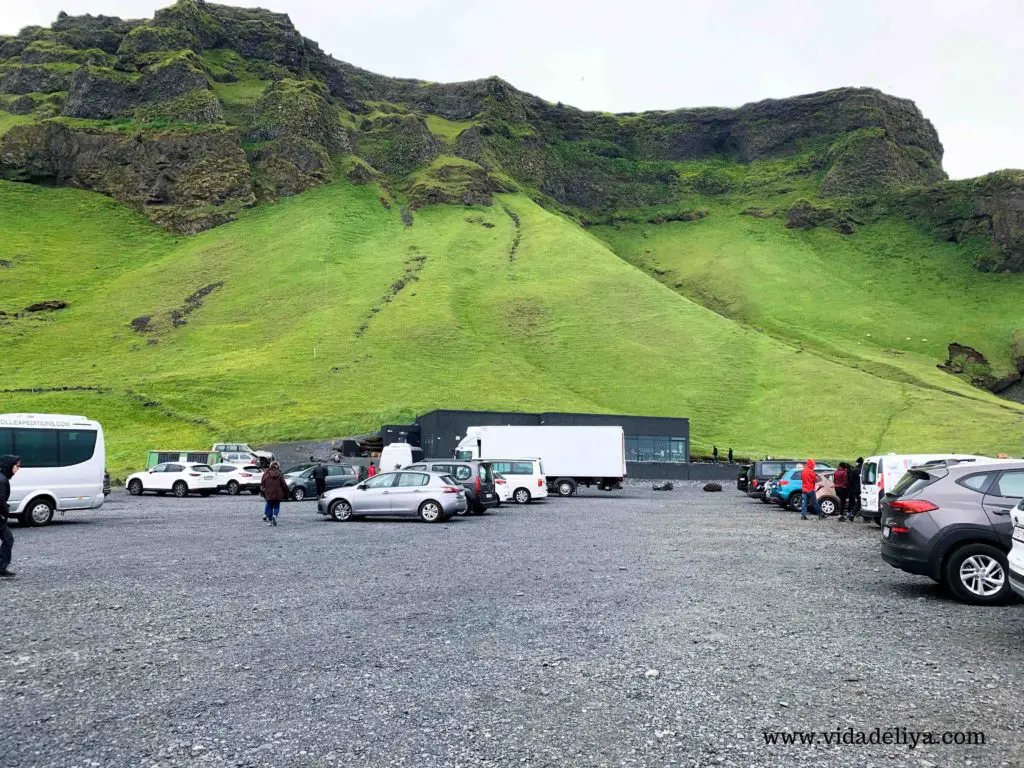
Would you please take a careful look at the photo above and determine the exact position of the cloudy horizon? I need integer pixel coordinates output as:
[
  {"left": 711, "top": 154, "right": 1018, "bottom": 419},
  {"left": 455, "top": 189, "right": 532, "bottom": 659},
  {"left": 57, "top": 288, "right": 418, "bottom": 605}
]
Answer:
[{"left": 3, "top": 0, "right": 1020, "bottom": 180}]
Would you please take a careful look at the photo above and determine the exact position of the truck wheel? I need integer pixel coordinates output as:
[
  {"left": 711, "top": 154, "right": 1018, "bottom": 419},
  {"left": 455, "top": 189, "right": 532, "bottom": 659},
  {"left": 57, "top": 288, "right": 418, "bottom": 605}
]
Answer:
[{"left": 556, "top": 479, "right": 576, "bottom": 497}]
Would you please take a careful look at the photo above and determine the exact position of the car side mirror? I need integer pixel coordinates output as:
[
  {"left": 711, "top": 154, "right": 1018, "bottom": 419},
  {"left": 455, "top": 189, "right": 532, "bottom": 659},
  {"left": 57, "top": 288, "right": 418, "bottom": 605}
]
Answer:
[{"left": 357, "top": 484, "right": 366, "bottom": 490}]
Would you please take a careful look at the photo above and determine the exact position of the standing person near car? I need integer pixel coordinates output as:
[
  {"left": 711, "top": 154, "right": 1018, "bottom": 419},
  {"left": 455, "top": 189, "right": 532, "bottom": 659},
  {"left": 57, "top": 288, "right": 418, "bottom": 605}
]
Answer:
[
  {"left": 312, "top": 461, "right": 328, "bottom": 498},
  {"left": 260, "top": 461, "right": 289, "bottom": 527},
  {"left": 0, "top": 455, "right": 21, "bottom": 577},
  {"left": 712, "top": 446, "right": 719, "bottom": 463},
  {"left": 833, "top": 463, "right": 850, "bottom": 520},
  {"left": 367, "top": 462, "right": 377, "bottom": 478},
  {"left": 727, "top": 447, "right": 733, "bottom": 463},
  {"left": 847, "top": 457, "right": 863, "bottom": 520},
  {"left": 800, "top": 458, "right": 825, "bottom": 521}
]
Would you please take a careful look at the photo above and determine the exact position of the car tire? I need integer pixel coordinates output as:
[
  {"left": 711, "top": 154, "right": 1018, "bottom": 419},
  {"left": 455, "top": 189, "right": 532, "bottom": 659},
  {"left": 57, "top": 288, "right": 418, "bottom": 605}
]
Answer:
[
  {"left": 329, "top": 499, "right": 353, "bottom": 522},
  {"left": 556, "top": 479, "right": 576, "bottom": 497},
  {"left": 419, "top": 500, "right": 443, "bottom": 523},
  {"left": 127, "top": 479, "right": 144, "bottom": 496},
  {"left": 227, "top": 481, "right": 240, "bottom": 496},
  {"left": 292, "top": 487, "right": 306, "bottom": 502},
  {"left": 945, "top": 543, "right": 1011, "bottom": 605},
  {"left": 24, "top": 498, "right": 55, "bottom": 527},
  {"left": 172, "top": 481, "right": 189, "bottom": 498},
  {"left": 819, "top": 496, "right": 839, "bottom": 516},
  {"left": 514, "top": 488, "right": 532, "bottom": 505},
  {"left": 787, "top": 494, "right": 802, "bottom": 512}
]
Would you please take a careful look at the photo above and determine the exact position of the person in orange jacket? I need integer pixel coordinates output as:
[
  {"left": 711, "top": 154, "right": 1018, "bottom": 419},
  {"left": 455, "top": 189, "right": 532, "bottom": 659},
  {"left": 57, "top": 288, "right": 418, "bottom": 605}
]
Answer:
[
  {"left": 800, "top": 458, "right": 825, "bottom": 521},
  {"left": 367, "top": 462, "right": 377, "bottom": 478}
]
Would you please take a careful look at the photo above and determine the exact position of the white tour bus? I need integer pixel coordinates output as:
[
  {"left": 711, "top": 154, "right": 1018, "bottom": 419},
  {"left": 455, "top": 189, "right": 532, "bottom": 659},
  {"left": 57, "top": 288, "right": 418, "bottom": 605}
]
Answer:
[{"left": 0, "top": 413, "right": 106, "bottom": 526}]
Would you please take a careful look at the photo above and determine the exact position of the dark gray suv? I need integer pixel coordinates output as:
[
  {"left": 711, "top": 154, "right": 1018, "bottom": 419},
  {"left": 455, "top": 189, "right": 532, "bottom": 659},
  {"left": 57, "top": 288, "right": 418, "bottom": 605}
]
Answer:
[
  {"left": 403, "top": 459, "right": 498, "bottom": 515},
  {"left": 880, "top": 459, "right": 1024, "bottom": 605}
]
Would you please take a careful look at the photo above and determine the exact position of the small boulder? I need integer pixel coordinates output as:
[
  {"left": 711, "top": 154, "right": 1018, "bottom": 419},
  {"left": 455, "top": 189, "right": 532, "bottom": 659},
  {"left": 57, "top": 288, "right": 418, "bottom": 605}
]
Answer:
[
  {"left": 24, "top": 300, "right": 67, "bottom": 312},
  {"left": 652, "top": 481, "right": 674, "bottom": 491},
  {"left": 703, "top": 482, "right": 723, "bottom": 492}
]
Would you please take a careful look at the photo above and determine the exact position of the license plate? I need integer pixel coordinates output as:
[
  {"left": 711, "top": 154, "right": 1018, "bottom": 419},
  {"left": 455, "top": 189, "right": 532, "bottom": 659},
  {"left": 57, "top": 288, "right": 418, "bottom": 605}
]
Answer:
[
  {"left": 1014, "top": 526, "right": 1024, "bottom": 544},
  {"left": 882, "top": 526, "right": 891, "bottom": 539}
]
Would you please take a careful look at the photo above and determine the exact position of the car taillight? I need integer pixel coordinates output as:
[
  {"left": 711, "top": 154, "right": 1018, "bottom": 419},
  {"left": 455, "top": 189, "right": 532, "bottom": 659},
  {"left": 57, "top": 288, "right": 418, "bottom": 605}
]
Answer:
[
  {"left": 537, "top": 478, "right": 543, "bottom": 487},
  {"left": 890, "top": 500, "right": 938, "bottom": 514},
  {"left": 890, "top": 526, "right": 911, "bottom": 534},
  {"left": 475, "top": 476, "right": 481, "bottom": 493},
  {"left": 240, "top": 473, "right": 252, "bottom": 477},
  {"left": 779, "top": 480, "right": 789, "bottom": 486},
  {"left": 496, "top": 479, "right": 506, "bottom": 485},
  {"left": 443, "top": 486, "right": 460, "bottom": 494}
]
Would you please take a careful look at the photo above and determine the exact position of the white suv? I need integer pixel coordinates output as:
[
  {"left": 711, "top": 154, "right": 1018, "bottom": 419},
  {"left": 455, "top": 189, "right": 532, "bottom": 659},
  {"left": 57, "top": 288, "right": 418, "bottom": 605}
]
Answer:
[
  {"left": 486, "top": 459, "right": 548, "bottom": 504},
  {"left": 213, "top": 443, "right": 273, "bottom": 466},
  {"left": 126, "top": 462, "right": 219, "bottom": 498}
]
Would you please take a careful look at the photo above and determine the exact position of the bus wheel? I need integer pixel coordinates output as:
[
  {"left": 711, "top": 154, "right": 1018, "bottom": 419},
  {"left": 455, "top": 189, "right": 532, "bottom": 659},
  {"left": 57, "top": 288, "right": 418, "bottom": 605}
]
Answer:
[{"left": 24, "top": 498, "right": 55, "bottom": 527}]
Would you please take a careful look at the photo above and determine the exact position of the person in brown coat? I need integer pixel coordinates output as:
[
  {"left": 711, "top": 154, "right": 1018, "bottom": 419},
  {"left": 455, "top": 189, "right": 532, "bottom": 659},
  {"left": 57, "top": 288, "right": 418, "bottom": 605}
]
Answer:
[{"left": 260, "top": 461, "right": 289, "bottom": 527}]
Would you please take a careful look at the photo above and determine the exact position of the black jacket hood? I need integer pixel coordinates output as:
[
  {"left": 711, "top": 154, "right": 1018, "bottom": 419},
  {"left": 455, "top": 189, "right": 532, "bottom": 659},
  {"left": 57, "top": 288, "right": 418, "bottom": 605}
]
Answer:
[{"left": 0, "top": 455, "right": 20, "bottom": 478}]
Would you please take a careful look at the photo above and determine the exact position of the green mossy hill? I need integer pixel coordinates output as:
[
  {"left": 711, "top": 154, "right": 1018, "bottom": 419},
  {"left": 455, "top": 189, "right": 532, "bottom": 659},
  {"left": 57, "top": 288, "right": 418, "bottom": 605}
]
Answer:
[{"left": 0, "top": 0, "right": 1019, "bottom": 274}]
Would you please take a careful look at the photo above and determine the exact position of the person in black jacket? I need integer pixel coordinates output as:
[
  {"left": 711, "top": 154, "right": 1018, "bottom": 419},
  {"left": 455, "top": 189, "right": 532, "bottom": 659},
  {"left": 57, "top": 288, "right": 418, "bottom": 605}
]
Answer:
[
  {"left": 312, "top": 462, "right": 328, "bottom": 498},
  {"left": 846, "top": 457, "right": 864, "bottom": 521},
  {"left": 0, "top": 455, "right": 21, "bottom": 578}
]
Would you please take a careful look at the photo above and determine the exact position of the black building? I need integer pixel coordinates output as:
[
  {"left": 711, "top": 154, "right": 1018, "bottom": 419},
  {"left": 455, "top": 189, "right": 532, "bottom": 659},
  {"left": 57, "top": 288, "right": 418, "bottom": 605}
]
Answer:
[{"left": 387, "top": 409, "right": 690, "bottom": 465}]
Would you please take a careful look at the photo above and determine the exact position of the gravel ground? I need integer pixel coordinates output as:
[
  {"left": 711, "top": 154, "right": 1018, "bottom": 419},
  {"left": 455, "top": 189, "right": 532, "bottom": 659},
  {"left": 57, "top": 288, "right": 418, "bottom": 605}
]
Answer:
[{"left": 3, "top": 487, "right": 1024, "bottom": 767}]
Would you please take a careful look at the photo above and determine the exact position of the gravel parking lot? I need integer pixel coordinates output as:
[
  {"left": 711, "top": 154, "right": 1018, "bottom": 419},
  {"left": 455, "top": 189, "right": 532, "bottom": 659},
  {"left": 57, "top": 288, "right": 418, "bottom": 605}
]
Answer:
[{"left": 3, "top": 486, "right": 1024, "bottom": 767}]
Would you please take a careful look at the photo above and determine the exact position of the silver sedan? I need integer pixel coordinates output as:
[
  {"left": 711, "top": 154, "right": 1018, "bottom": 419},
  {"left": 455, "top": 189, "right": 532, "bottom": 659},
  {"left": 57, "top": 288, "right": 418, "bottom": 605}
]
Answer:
[{"left": 317, "top": 471, "right": 468, "bottom": 522}]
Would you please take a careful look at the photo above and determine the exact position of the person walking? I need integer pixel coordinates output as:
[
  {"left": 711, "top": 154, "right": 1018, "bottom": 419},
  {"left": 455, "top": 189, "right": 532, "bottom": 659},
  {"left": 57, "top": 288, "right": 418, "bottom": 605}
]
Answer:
[
  {"left": 727, "top": 447, "right": 733, "bottom": 463},
  {"left": 800, "top": 458, "right": 825, "bottom": 520},
  {"left": 260, "top": 461, "right": 289, "bottom": 527},
  {"left": 312, "top": 461, "right": 328, "bottom": 498},
  {"left": 367, "top": 462, "right": 377, "bottom": 478},
  {"left": 712, "top": 446, "right": 719, "bottom": 464},
  {"left": 833, "top": 463, "right": 850, "bottom": 521},
  {"left": 0, "top": 455, "right": 20, "bottom": 577}
]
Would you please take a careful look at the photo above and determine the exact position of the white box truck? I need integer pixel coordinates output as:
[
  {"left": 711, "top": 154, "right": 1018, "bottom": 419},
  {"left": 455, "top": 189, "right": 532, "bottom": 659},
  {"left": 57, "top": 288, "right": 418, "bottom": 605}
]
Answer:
[{"left": 454, "top": 425, "right": 626, "bottom": 497}]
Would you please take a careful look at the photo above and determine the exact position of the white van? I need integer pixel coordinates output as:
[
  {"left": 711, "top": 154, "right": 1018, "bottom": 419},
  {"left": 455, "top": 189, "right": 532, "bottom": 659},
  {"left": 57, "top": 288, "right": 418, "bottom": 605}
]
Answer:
[
  {"left": 0, "top": 413, "right": 106, "bottom": 526},
  {"left": 485, "top": 459, "right": 548, "bottom": 504},
  {"left": 377, "top": 442, "right": 425, "bottom": 473},
  {"left": 860, "top": 453, "right": 995, "bottom": 516}
]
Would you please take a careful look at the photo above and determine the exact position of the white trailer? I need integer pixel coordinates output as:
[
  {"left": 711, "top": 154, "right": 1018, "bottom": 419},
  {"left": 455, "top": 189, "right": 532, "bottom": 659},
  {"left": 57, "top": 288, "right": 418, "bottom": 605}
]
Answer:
[{"left": 454, "top": 425, "right": 626, "bottom": 496}]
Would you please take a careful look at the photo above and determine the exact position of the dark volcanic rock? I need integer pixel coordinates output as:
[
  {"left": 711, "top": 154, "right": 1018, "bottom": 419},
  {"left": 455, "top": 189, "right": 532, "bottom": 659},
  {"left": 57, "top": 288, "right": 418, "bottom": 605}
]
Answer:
[
  {"left": 0, "top": 65, "right": 76, "bottom": 95},
  {"left": 357, "top": 114, "right": 440, "bottom": 176},
  {"left": 0, "top": 121, "right": 255, "bottom": 234},
  {"left": 785, "top": 199, "right": 834, "bottom": 230},
  {"left": 251, "top": 136, "right": 334, "bottom": 199},
  {"left": 246, "top": 79, "right": 349, "bottom": 154},
  {"left": 938, "top": 342, "right": 997, "bottom": 390},
  {"left": 24, "top": 300, "right": 68, "bottom": 312},
  {"left": 819, "top": 127, "right": 944, "bottom": 196},
  {"left": 407, "top": 161, "right": 511, "bottom": 210}
]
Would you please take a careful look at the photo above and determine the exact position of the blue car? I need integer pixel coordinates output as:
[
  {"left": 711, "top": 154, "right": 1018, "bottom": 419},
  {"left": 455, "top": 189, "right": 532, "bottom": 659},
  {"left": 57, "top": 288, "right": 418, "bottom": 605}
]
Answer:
[{"left": 769, "top": 464, "right": 838, "bottom": 513}]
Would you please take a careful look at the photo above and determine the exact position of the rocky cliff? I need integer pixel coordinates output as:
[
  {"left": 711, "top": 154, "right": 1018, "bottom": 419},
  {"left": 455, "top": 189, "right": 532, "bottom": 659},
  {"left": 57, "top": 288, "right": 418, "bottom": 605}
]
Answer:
[{"left": 0, "top": 0, "right": 1020, "bottom": 270}]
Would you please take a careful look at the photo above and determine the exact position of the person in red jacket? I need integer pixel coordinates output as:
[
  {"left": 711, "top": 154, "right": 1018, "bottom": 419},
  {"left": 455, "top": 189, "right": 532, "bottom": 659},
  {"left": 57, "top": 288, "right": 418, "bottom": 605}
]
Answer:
[
  {"left": 367, "top": 462, "right": 377, "bottom": 478},
  {"left": 833, "top": 463, "right": 850, "bottom": 520},
  {"left": 800, "top": 458, "right": 825, "bottom": 520}
]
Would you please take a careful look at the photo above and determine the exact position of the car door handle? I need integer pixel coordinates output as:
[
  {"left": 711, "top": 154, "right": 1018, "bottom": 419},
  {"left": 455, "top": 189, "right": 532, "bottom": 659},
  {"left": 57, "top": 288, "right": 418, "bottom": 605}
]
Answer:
[
  {"left": 382, "top": 491, "right": 390, "bottom": 494},
  {"left": 992, "top": 508, "right": 1012, "bottom": 516}
]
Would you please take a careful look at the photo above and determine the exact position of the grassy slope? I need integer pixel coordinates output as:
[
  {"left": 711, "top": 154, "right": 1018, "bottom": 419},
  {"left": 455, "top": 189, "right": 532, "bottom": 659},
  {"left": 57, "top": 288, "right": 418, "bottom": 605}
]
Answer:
[{"left": 2, "top": 177, "right": 1023, "bottom": 476}]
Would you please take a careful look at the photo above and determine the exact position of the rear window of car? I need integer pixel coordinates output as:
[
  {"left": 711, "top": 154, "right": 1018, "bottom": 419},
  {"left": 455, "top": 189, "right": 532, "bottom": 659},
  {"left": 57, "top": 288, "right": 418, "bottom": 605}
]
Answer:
[
  {"left": 479, "top": 464, "right": 493, "bottom": 483},
  {"left": 243, "top": 466, "right": 262, "bottom": 473},
  {"left": 191, "top": 465, "right": 213, "bottom": 473},
  {"left": 441, "top": 474, "right": 460, "bottom": 485},
  {"left": 889, "top": 469, "right": 937, "bottom": 498},
  {"left": 759, "top": 462, "right": 782, "bottom": 477}
]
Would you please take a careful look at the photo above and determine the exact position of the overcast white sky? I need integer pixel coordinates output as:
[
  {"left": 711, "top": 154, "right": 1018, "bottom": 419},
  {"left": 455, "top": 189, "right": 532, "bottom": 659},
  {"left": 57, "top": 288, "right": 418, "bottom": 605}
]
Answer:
[{"left": 2, "top": 0, "right": 1020, "bottom": 179}]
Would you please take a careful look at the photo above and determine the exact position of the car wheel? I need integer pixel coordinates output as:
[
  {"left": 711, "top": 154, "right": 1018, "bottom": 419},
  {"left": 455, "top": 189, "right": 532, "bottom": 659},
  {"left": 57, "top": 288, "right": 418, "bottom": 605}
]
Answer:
[
  {"left": 127, "top": 479, "right": 144, "bottom": 496},
  {"left": 419, "top": 500, "right": 443, "bottom": 523},
  {"left": 25, "top": 498, "right": 55, "bottom": 527},
  {"left": 514, "top": 488, "right": 532, "bottom": 504},
  {"left": 227, "top": 480, "right": 240, "bottom": 496},
  {"left": 945, "top": 543, "right": 1011, "bottom": 605},
  {"left": 292, "top": 486, "right": 306, "bottom": 501},
  {"left": 819, "top": 497, "right": 839, "bottom": 516},
  {"left": 787, "top": 494, "right": 802, "bottom": 512},
  {"left": 556, "top": 480, "right": 575, "bottom": 497},
  {"left": 329, "top": 499, "right": 353, "bottom": 522},
  {"left": 172, "top": 481, "right": 189, "bottom": 498}
]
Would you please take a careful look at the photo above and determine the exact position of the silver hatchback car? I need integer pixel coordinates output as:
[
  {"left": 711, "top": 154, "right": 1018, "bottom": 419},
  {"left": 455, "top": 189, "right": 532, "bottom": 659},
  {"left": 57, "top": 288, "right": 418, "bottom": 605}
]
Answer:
[
  {"left": 317, "top": 471, "right": 468, "bottom": 522},
  {"left": 880, "top": 459, "right": 1024, "bottom": 605}
]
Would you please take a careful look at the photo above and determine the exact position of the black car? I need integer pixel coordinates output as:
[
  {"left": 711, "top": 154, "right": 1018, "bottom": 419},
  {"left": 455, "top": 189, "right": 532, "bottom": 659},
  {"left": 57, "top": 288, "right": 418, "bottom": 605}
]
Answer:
[
  {"left": 404, "top": 459, "right": 498, "bottom": 514},
  {"left": 736, "top": 465, "right": 750, "bottom": 493},
  {"left": 285, "top": 463, "right": 359, "bottom": 501}
]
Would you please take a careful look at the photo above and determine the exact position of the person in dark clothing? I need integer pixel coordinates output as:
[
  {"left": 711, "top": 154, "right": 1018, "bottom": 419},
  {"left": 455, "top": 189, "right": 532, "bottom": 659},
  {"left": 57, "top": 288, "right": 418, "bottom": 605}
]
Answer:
[
  {"left": 0, "top": 455, "right": 21, "bottom": 577},
  {"left": 847, "top": 458, "right": 864, "bottom": 520},
  {"left": 712, "top": 446, "right": 719, "bottom": 464},
  {"left": 833, "top": 463, "right": 850, "bottom": 520},
  {"left": 312, "top": 462, "right": 328, "bottom": 498},
  {"left": 727, "top": 447, "right": 733, "bottom": 463},
  {"left": 260, "top": 461, "right": 289, "bottom": 527}
]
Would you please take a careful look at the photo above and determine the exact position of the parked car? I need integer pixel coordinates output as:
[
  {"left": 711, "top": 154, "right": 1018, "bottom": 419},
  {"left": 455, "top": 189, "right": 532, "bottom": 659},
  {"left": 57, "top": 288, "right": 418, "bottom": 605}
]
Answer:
[
  {"left": 146, "top": 449, "right": 221, "bottom": 469},
  {"left": 125, "top": 462, "right": 219, "bottom": 498},
  {"left": 879, "top": 459, "right": 1024, "bottom": 605},
  {"left": 212, "top": 443, "right": 273, "bottom": 467},
  {"left": 219, "top": 451, "right": 261, "bottom": 467},
  {"left": 486, "top": 459, "right": 548, "bottom": 504},
  {"left": 1008, "top": 499, "right": 1024, "bottom": 601},
  {"left": 769, "top": 467, "right": 841, "bottom": 514},
  {"left": 317, "top": 471, "right": 467, "bottom": 522},
  {"left": 494, "top": 472, "right": 511, "bottom": 504},
  {"left": 736, "top": 465, "right": 750, "bottom": 493},
  {"left": 378, "top": 442, "right": 425, "bottom": 473},
  {"left": 286, "top": 463, "right": 359, "bottom": 501},
  {"left": 746, "top": 460, "right": 833, "bottom": 501},
  {"left": 403, "top": 459, "right": 498, "bottom": 514},
  {"left": 213, "top": 463, "right": 263, "bottom": 495}
]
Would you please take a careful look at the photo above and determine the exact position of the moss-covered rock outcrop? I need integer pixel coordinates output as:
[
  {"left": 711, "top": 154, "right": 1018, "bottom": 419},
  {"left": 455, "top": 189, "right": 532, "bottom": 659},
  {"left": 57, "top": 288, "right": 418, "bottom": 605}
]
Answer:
[{"left": 246, "top": 79, "right": 348, "bottom": 154}]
